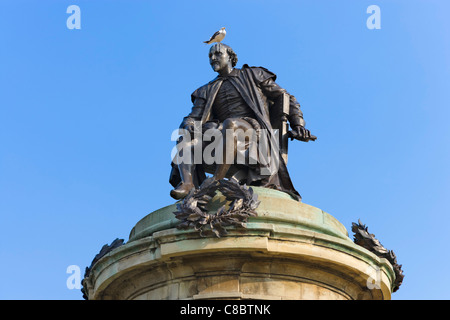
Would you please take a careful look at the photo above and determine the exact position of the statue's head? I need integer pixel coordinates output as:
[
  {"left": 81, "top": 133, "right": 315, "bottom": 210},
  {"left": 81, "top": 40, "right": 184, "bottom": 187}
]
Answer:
[{"left": 209, "top": 43, "right": 238, "bottom": 73}]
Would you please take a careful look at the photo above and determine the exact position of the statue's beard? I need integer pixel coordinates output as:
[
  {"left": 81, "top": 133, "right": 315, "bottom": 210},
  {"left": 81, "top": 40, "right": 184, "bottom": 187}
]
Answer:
[{"left": 211, "top": 62, "right": 221, "bottom": 72}]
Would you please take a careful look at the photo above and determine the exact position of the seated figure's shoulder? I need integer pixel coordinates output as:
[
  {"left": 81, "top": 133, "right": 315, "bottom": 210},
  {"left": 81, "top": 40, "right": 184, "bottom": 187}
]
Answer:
[
  {"left": 191, "top": 83, "right": 209, "bottom": 102},
  {"left": 242, "top": 64, "right": 277, "bottom": 82}
]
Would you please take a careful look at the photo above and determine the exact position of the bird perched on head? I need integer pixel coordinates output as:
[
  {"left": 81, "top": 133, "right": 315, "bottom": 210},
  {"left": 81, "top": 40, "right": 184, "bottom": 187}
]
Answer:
[{"left": 203, "top": 27, "right": 226, "bottom": 44}]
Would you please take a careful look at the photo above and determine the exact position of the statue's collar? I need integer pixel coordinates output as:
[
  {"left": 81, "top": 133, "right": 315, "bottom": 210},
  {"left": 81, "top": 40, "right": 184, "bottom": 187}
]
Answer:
[{"left": 209, "top": 68, "right": 240, "bottom": 83}]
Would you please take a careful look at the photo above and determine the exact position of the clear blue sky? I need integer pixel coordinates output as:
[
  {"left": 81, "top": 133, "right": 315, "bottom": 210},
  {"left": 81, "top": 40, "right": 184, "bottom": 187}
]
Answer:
[{"left": 1, "top": 0, "right": 449, "bottom": 300}]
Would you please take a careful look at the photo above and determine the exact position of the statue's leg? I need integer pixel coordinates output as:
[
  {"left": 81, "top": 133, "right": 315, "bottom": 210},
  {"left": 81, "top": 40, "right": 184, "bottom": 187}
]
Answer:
[
  {"left": 170, "top": 136, "right": 198, "bottom": 200},
  {"left": 214, "top": 118, "right": 254, "bottom": 180}
]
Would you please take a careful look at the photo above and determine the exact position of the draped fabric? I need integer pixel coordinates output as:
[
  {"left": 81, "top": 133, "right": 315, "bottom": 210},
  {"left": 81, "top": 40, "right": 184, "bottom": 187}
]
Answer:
[{"left": 170, "top": 65, "right": 303, "bottom": 201}]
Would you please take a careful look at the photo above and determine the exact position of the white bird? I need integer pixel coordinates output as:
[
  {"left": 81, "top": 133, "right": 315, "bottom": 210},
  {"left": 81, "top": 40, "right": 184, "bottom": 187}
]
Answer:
[{"left": 203, "top": 27, "right": 226, "bottom": 44}]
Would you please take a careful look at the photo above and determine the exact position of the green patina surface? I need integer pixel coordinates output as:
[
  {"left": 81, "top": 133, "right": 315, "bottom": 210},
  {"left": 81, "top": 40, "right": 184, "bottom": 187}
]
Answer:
[{"left": 129, "top": 187, "right": 349, "bottom": 242}]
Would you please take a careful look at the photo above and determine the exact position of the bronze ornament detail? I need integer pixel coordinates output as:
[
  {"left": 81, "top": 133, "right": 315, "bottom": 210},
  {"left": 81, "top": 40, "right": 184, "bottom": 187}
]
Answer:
[
  {"left": 173, "top": 177, "right": 260, "bottom": 238},
  {"left": 351, "top": 220, "right": 404, "bottom": 292}
]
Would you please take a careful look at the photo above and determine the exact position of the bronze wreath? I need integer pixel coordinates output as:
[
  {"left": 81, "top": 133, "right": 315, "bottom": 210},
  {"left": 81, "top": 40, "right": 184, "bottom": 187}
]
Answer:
[{"left": 173, "top": 177, "right": 260, "bottom": 237}]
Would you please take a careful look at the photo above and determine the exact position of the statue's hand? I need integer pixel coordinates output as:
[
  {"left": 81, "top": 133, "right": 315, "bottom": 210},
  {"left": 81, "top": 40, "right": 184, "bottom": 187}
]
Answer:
[
  {"left": 184, "top": 124, "right": 195, "bottom": 134},
  {"left": 288, "top": 126, "right": 317, "bottom": 142},
  {"left": 179, "top": 122, "right": 195, "bottom": 135}
]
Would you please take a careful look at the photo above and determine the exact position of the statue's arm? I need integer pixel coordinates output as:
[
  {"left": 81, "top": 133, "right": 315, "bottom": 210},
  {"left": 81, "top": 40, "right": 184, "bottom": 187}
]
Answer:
[
  {"left": 259, "top": 78, "right": 305, "bottom": 128},
  {"left": 180, "top": 96, "right": 205, "bottom": 133},
  {"left": 259, "top": 78, "right": 316, "bottom": 142}
]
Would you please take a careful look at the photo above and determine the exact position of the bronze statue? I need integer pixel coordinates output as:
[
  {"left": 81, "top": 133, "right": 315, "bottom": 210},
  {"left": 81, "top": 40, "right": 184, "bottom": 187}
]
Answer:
[{"left": 169, "top": 43, "right": 316, "bottom": 201}]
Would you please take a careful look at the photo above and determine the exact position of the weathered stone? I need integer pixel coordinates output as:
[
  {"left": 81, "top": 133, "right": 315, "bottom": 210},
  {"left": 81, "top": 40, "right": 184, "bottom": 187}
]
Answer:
[{"left": 83, "top": 187, "right": 396, "bottom": 300}]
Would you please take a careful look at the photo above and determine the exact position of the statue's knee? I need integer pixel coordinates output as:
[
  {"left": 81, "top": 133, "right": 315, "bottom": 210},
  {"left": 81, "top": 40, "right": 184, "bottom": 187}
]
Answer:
[
  {"left": 222, "top": 118, "right": 239, "bottom": 130},
  {"left": 177, "top": 136, "right": 199, "bottom": 150}
]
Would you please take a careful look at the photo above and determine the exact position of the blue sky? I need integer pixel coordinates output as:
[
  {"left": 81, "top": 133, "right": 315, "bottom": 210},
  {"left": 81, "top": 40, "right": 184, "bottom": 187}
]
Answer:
[{"left": 1, "top": 0, "right": 449, "bottom": 300}]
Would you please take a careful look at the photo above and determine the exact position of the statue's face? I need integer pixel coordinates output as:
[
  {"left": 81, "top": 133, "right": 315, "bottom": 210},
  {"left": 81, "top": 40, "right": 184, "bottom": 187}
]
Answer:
[{"left": 209, "top": 44, "right": 231, "bottom": 73}]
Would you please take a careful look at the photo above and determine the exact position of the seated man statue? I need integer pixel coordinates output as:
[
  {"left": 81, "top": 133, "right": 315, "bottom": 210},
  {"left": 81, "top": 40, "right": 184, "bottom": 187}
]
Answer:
[{"left": 169, "top": 43, "right": 315, "bottom": 201}]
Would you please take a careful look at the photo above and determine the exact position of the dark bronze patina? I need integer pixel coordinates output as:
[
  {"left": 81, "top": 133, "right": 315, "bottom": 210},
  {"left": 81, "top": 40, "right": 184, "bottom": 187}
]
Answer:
[
  {"left": 169, "top": 43, "right": 316, "bottom": 201},
  {"left": 351, "top": 220, "right": 404, "bottom": 292}
]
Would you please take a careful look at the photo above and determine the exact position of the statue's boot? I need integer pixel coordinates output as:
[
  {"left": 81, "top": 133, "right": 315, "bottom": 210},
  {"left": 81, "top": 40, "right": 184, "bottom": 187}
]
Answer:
[
  {"left": 170, "top": 182, "right": 194, "bottom": 200},
  {"left": 170, "top": 163, "right": 195, "bottom": 200}
]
